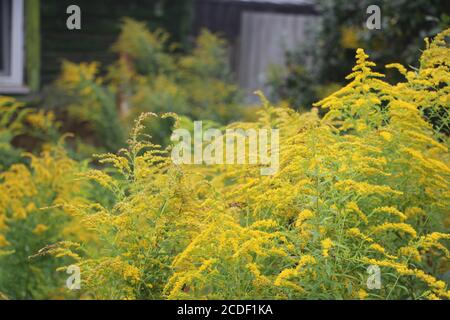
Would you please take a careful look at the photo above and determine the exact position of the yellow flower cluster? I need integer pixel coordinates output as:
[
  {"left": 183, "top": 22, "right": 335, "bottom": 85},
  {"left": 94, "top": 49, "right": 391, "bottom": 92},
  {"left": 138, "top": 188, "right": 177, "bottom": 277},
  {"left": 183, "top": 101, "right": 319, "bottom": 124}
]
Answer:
[
  {"left": 1, "top": 29, "right": 449, "bottom": 300},
  {"left": 321, "top": 238, "right": 334, "bottom": 258}
]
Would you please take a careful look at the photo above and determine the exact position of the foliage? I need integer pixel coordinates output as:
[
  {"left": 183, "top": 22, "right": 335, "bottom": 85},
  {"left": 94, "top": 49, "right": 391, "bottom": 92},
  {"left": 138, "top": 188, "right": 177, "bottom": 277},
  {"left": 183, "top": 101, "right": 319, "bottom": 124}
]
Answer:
[
  {"left": 0, "top": 143, "right": 90, "bottom": 299},
  {"left": 30, "top": 30, "right": 450, "bottom": 300},
  {"left": 48, "top": 113, "right": 215, "bottom": 299},
  {"left": 0, "top": 97, "right": 60, "bottom": 170},
  {"left": 268, "top": 0, "right": 449, "bottom": 110},
  {"left": 55, "top": 61, "right": 126, "bottom": 153},
  {"left": 0, "top": 28, "right": 448, "bottom": 300},
  {"left": 47, "top": 18, "right": 244, "bottom": 151},
  {"left": 110, "top": 19, "right": 244, "bottom": 142}
]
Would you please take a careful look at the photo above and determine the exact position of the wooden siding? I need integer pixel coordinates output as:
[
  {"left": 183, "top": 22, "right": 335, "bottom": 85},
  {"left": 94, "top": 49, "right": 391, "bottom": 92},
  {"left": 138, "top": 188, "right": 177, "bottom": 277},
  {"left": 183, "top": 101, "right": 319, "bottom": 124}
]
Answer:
[
  {"left": 40, "top": 0, "right": 192, "bottom": 85},
  {"left": 192, "top": 0, "right": 319, "bottom": 101},
  {"left": 239, "top": 12, "right": 317, "bottom": 100}
]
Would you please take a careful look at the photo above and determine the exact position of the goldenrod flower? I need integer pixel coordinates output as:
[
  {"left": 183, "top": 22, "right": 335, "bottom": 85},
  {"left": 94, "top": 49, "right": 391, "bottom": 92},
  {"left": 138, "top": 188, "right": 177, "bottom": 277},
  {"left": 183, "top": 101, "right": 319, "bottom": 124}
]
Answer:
[{"left": 321, "top": 238, "right": 334, "bottom": 258}]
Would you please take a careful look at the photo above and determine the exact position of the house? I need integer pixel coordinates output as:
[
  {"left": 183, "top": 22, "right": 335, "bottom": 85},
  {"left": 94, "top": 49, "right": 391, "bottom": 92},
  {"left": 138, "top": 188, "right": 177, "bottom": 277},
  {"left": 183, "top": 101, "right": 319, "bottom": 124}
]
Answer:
[
  {"left": 192, "top": 0, "right": 319, "bottom": 101},
  {"left": 0, "top": 0, "right": 318, "bottom": 99},
  {"left": 0, "top": 0, "right": 34, "bottom": 94},
  {"left": 0, "top": 0, "right": 192, "bottom": 95}
]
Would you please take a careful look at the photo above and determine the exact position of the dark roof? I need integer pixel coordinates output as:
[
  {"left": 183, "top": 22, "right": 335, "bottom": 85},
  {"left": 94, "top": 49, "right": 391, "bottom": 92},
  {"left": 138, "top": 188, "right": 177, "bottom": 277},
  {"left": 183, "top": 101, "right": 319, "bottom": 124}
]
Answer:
[
  {"left": 196, "top": 0, "right": 318, "bottom": 14},
  {"left": 207, "top": 0, "right": 315, "bottom": 6},
  {"left": 193, "top": 0, "right": 318, "bottom": 40}
]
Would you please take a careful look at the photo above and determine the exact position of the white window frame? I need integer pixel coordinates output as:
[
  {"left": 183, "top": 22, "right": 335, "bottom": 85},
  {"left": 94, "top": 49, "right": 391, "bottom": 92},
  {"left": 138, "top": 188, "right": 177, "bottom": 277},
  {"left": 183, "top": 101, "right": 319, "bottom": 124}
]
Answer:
[{"left": 0, "top": 0, "right": 27, "bottom": 94}]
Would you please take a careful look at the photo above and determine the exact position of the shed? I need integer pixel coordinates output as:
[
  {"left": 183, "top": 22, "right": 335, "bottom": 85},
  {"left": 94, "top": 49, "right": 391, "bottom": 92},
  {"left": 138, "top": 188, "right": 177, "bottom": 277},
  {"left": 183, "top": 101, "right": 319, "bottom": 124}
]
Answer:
[{"left": 192, "top": 0, "right": 319, "bottom": 101}]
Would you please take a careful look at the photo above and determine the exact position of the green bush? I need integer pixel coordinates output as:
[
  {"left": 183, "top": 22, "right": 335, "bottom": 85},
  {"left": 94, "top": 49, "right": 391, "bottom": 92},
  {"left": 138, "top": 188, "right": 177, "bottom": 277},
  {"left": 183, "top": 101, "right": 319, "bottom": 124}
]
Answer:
[{"left": 268, "top": 0, "right": 449, "bottom": 110}]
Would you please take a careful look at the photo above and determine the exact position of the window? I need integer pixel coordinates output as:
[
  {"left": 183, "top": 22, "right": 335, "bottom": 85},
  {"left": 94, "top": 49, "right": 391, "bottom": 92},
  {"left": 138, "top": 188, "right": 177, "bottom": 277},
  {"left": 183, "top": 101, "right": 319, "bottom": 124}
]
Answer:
[
  {"left": 0, "top": 0, "right": 12, "bottom": 77},
  {"left": 0, "top": 0, "right": 26, "bottom": 93}
]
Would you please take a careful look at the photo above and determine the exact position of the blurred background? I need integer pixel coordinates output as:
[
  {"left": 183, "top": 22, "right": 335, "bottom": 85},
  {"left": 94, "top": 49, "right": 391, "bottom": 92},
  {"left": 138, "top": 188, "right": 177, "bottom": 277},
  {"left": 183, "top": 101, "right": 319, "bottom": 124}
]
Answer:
[
  {"left": 1, "top": 1, "right": 447, "bottom": 99},
  {"left": 0, "top": 0, "right": 448, "bottom": 156}
]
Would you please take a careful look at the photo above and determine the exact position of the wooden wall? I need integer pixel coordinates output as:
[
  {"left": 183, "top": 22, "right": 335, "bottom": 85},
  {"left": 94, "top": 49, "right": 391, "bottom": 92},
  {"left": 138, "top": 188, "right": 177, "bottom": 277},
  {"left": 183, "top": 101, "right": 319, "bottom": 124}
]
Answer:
[
  {"left": 192, "top": 0, "right": 319, "bottom": 101},
  {"left": 239, "top": 12, "right": 317, "bottom": 100},
  {"left": 40, "top": 0, "right": 192, "bottom": 85}
]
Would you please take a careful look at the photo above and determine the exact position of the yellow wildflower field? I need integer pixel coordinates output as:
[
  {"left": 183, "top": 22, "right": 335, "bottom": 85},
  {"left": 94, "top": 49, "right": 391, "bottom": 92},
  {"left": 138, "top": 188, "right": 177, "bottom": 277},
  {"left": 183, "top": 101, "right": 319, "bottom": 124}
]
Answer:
[{"left": 0, "top": 29, "right": 449, "bottom": 300}]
